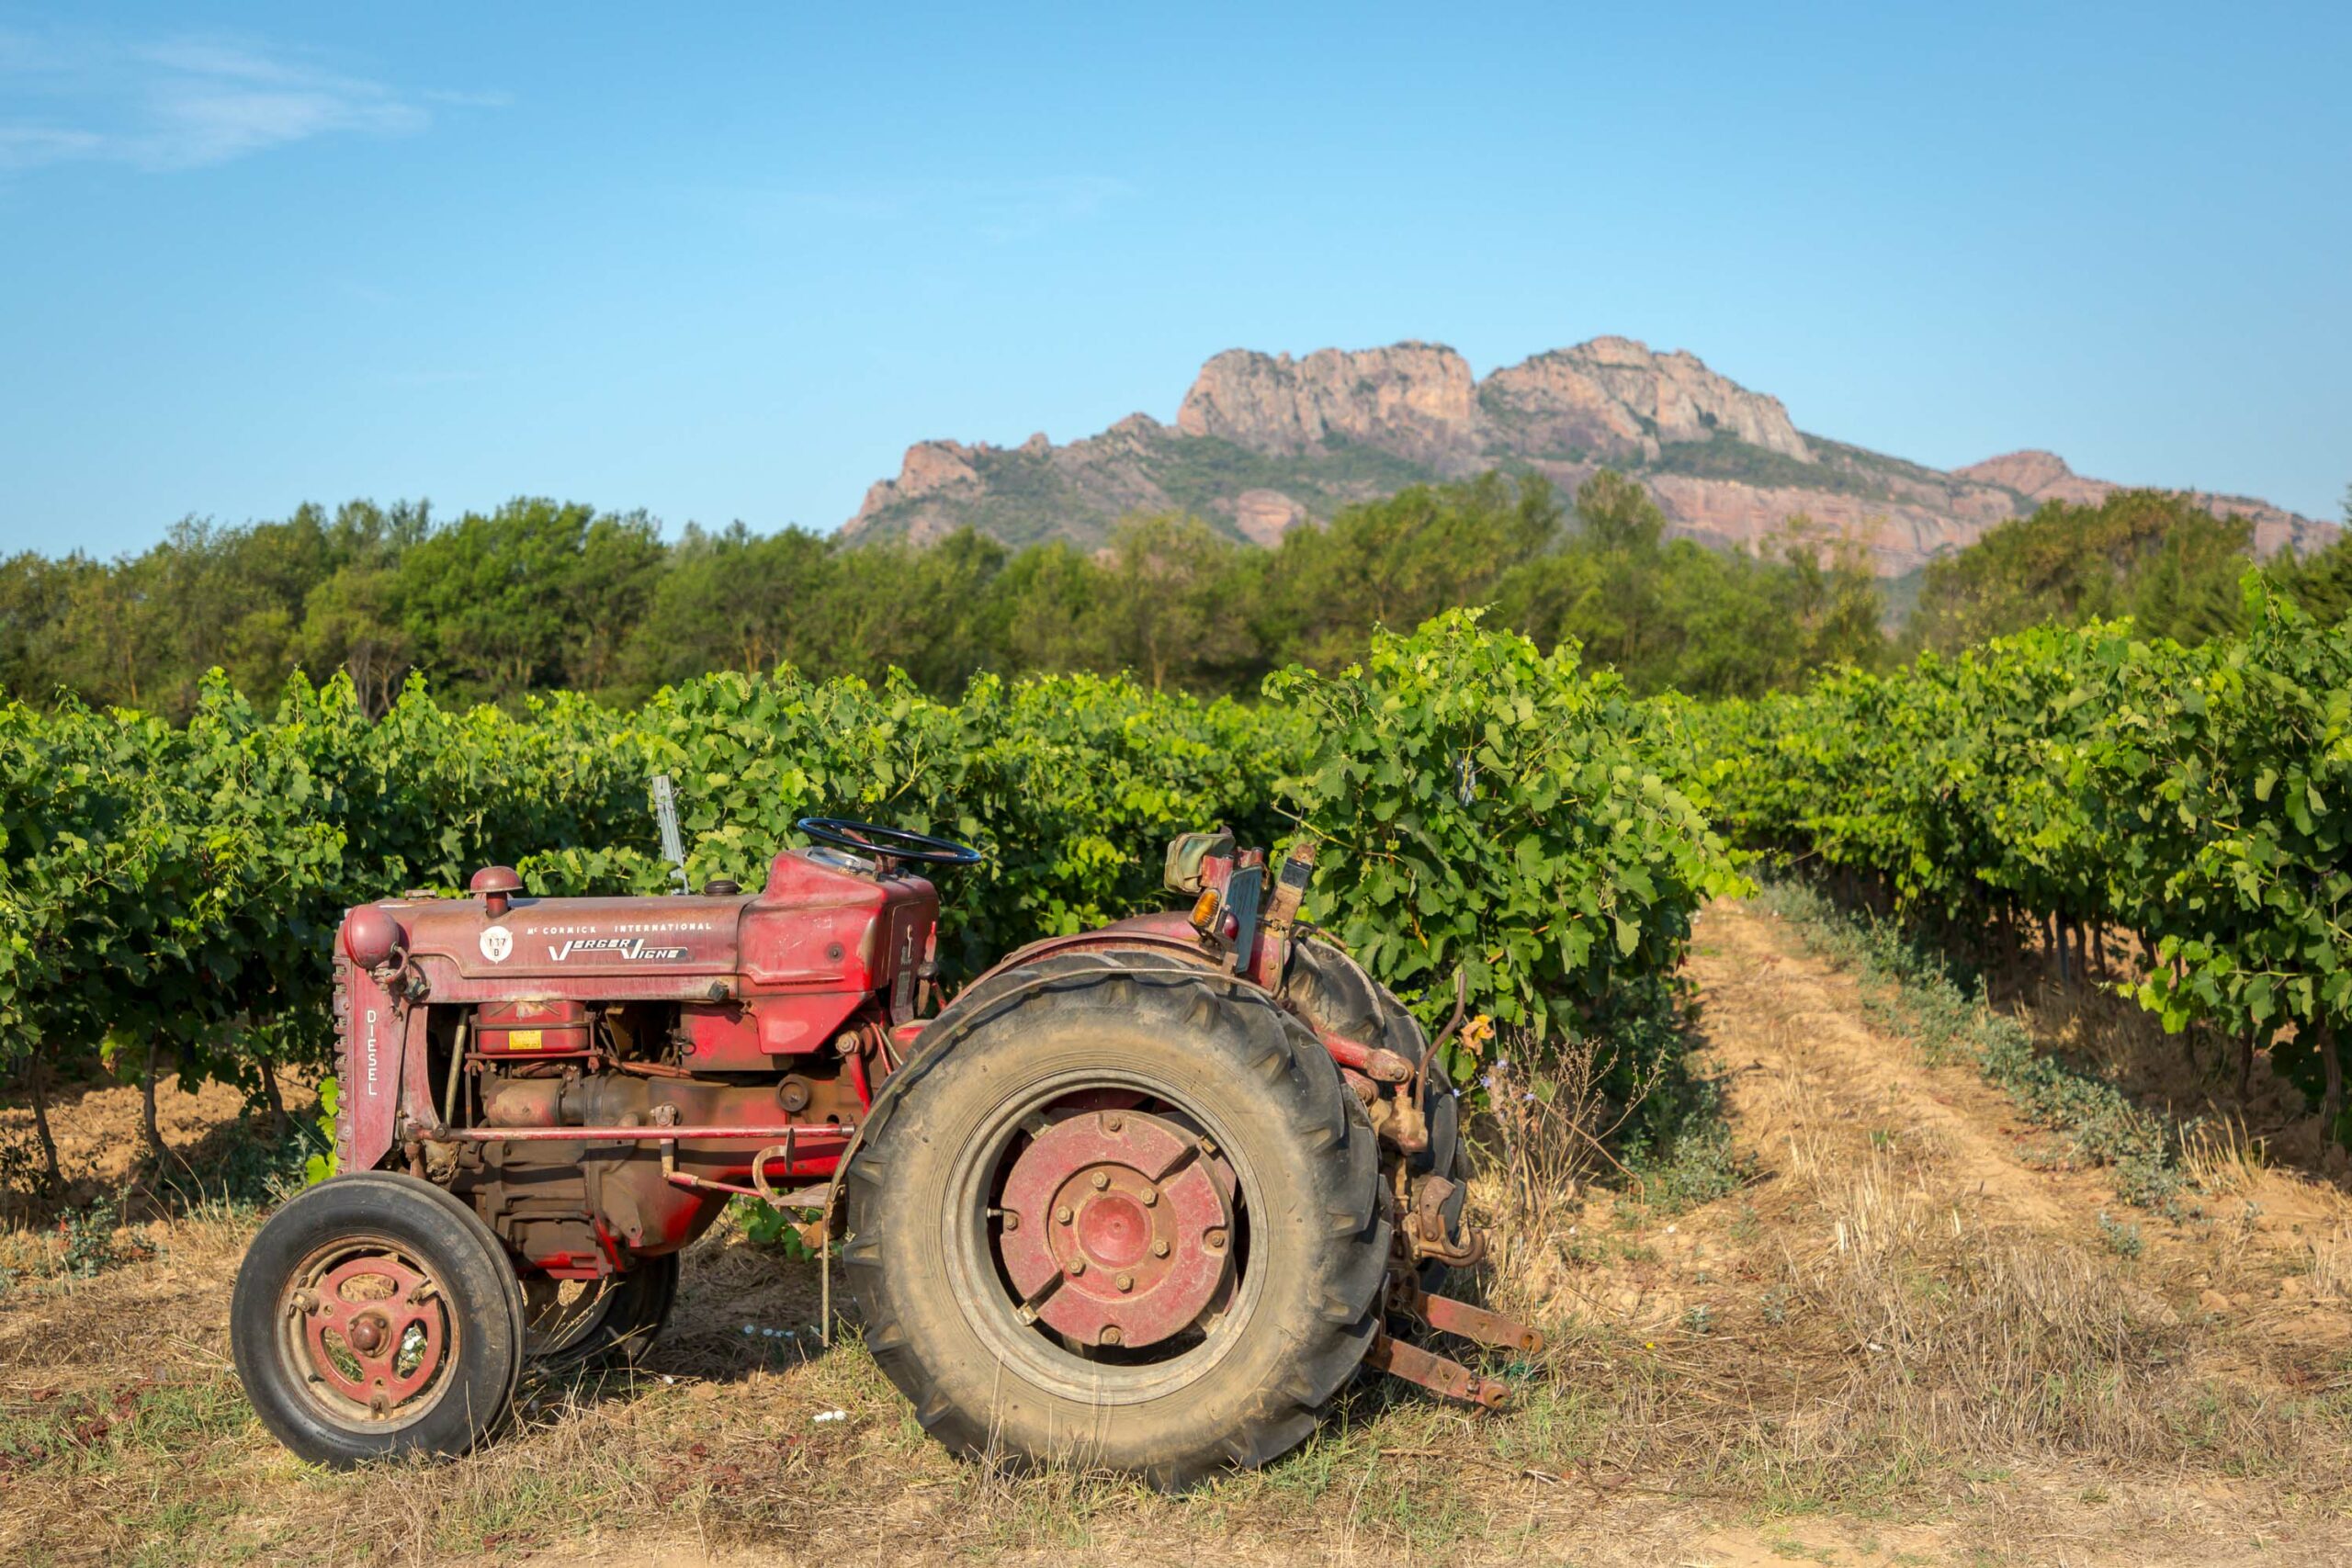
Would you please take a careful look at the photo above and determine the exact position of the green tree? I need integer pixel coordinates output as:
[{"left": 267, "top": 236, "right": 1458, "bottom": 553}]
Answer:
[
  {"left": 989, "top": 541, "right": 1117, "bottom": 675},
  {"left": 798, "top": 528, "right": 1010, "bottom": 693},
  {"left": 1098, "top": 513, "right": 1254, "bottom": 691},
  {"left": 2267, "top": 486, "right": 2352, "bottom": 626},
  {"left": 1911, "top": 491, "right": 2254, "bottom": 653},
  {"left": 619, "top": 522, "right": 834, "bottom": 696},
  {"left": 1258, "top": 472, "right": 1560, "bottom": 669},
  {"left": 392, "top": 499, "right": 664, "bottom": 705}
]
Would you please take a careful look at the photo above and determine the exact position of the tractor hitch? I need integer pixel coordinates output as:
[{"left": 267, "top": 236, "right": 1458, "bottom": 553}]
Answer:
[
  {"left": 1385, "top": 1280, "right": 1545, "bottom": 1355},
  {"left": 1366, "top": 1332, "right": 1512, "bottom": 1410},
  {"left": 1366, "top": 1277, "right": 1544, "bottom": 1410}
]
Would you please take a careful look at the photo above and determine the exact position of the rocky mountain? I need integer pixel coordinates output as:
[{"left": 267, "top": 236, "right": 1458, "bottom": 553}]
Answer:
[{"left": 841, "top": 339, "right": 2337, "bottom": 575}]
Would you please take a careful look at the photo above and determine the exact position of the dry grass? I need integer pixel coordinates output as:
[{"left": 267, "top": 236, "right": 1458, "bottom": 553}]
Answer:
[
  {"left": 2310, "top": 1224, "right": 2351, "bottom": 1305},
  {"left": 5, "top": 901, "right": 2352, "bottom": 1564},
  {"left": 2179, "top": 1116, "right": 2268, "bottom": 1197}
]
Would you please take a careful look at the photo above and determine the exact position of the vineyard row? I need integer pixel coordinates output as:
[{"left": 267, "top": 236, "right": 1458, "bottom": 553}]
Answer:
[
  {"left": 1684, "top": 582, "right": 2352, "bottom": 1141},
  {"left": 5, "top": 590, "right": 2346, "bottom": 1161},
  {"left": 0, "top": 611, "right": 1730, "bottom": 1134}
]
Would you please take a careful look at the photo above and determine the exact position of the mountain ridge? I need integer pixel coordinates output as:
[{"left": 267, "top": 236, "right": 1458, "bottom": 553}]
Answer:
[{"left": 841, "top": 339, "right": 2338, "bottom": 575}]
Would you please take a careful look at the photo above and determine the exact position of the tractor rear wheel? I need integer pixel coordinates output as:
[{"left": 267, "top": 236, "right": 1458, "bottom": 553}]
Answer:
[
  {"left": 232, "top": 1172, "right": 527, "bottom": 1467},
  {"left": 843, "top": 962, "right": 1388, "bottom": 1488}
]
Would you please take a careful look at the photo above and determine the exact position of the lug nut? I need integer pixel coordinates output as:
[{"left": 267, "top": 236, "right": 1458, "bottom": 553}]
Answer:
[
  {"left": 1140, "top": 1188, "right": 1159, "bottom": 1207},
  {"left": 1101, "top": 1326, "right": 1123, "bottom": 1347},
  {"left": 1103, "top": 1113, "right": 1124, "bottom": 1133},
  {"left": 1204, "top": 1227, "right": 1227, "bottom": 1251},
  {"left": 1115, "top": 1272, "right": 1134, "bottom": 1292},
  {"left": 1151, "top": 1239, "right": 1170, "bottom": 1258},
  {"left": 1090, "top": 1171, "right": 1110, "bottom": 1191},
  {"left": 1055, "top": 1205, "right": 1073, "bottom": 1224},
  {"left": 1067, "top": 1258, "right": 1086, "bottom": 1276},
  {"left": 1001, "top": 1212, "right": 1020, "bottom": 1233}
]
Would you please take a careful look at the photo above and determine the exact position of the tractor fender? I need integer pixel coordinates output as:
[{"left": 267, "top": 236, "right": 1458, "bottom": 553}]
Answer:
[{"left": 967, "top": 915, "right": 1219, "bottom": 980}]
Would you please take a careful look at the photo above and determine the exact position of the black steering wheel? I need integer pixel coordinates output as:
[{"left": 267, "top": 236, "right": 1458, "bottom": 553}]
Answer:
[{"left": 796, "top": 816, "right": 986, "bottom": 868}]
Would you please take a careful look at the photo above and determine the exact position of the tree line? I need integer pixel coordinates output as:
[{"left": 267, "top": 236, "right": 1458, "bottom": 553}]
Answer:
[{"left": 4, "top": 472, "right": 2346, "bottom": 720}]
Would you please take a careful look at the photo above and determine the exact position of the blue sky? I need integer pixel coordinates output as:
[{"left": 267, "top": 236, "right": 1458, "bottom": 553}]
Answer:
[{"left": 1, "top": 2, "right": 2346, "bottom": 558}]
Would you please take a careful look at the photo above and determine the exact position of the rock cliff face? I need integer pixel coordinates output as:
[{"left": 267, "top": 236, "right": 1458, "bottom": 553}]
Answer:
[
  {"left": 1176, "top": 343, "right": 1480, "bottom": 464},
  {"left": 842, "top": 339, "right": 2337, "bottom": 573}
]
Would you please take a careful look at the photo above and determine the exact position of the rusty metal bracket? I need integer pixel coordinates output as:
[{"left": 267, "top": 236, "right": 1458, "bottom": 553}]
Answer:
[
  {"left": 1386, "top": 1281, "right": 1545, "bottom": 1355},
  {"left": 1400, "top": 1175, "right": 1486, "bottom": 1267},
  {"left": 1365, "top": 1331, "right": 1510, "bottom": 1409},
  {"left": 1320, "top": 1031, "right": 1415, "bottom": 1084},
  {"left": 750, "top": 1130, "right": 797, "bottom": 1205}
]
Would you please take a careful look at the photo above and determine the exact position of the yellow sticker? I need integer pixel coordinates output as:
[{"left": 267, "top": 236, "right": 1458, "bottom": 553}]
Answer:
[{"left": 507, "top": 1028, "right": 544, "bottom": 1050}]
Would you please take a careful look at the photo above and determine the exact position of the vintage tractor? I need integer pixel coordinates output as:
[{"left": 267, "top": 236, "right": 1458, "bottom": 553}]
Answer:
[{"left": 231, "top": 810, "right": 1540, "bottom": 1484}]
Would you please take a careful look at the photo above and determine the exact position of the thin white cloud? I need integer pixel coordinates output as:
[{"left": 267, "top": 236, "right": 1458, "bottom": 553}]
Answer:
[{"left": 0, "top": 29, "right": 491, "bottom": 173}]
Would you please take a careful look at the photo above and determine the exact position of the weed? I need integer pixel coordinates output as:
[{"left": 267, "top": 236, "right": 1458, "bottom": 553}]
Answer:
[
  {"left": 57, "top": 1193, "right": 154, "bottom": 1279},
  {"left": 734, "top": 1196, "right": 818, "bottom": 1257},
  {"left": 2096, "top": 1212, "right": 2144, "bottom": 1260},
  {"left": 154, "top": 1114, "right": 321, "bottom": 1213}
]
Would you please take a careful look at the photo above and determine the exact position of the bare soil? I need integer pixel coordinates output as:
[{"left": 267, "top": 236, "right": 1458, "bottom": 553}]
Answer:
[{"left": 2, "top": 899, "right": 2346, "bottom": 1566}]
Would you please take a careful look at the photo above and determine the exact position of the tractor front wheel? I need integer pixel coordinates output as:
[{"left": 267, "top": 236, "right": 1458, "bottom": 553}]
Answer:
[
  {"left": 524, "top": 1253, "right": 680, "bottom": 1371},
  {"left": 232, "top": 1172, "right": 526, "bottom": 1467},
  {"left": 843, "top": 962, "right": 1388, "bottom": 1487}
]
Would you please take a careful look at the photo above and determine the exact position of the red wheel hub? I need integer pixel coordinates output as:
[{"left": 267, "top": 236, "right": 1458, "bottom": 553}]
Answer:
[
  {"left": 996, "top": 1110, "right": 1236, "bottom": 1349},
  {"left": 294, "top": 1251, "right": 447, "bottom": 1416}
]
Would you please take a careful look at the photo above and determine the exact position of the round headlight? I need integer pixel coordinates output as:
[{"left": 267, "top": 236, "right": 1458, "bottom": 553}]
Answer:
[{"left": 342, "top": 906, "right": 406, "bottom": 970}]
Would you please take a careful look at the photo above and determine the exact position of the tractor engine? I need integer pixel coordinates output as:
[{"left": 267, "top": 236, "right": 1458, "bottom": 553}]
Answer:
[{"left": 330, "top": 839, "right": 937, "bottom": 1277}]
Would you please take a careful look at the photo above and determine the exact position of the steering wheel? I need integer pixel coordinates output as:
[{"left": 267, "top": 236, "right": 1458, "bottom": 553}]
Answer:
[{"left": 796, "top": 817, "right": 986, "bottom": 868}]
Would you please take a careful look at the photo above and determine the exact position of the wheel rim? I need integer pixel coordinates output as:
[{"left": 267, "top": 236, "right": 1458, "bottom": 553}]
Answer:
[
  {"left": 277, "top": 1236, "right": 458, "bottom": 1429},
  {"left": 995, "top": 1108, "right": 1236, "bottom": 1350},
  {"left": 944, "top": 1069, "right": 1261, "bottom": 1404}
]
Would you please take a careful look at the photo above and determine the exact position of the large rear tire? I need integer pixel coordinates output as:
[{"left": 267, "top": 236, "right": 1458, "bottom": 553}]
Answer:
[
  {"left": 843, "top": 963, "right": 1388, "bottom": 1488},
  {"left": 232, "top": 1172, "right": 527, "bottom": 1467}
]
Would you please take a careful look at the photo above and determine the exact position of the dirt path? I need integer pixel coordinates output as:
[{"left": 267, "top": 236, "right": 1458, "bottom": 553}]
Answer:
[
  {"left": 1661, "top": 901, "right": 2352, "bottom": 1566},
  {"left": 1696, "top": 901, "right": 2349, "bottom": 1347},
  {"left": 1691, "top": 902, "right": 2082, "bottom": 1232},
  {"left": 2, "top": 899, "right": 2346, "bottom": 1566}
]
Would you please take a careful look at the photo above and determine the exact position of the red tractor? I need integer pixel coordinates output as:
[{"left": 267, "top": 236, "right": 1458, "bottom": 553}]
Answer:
[{"left": 232, "top": 816, "right": 1539, "bottom": 1485}]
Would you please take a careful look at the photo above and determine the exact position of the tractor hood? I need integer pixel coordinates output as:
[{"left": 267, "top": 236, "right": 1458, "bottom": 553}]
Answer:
[
  {"left": 347, "top": 849, "right": 938, "bottom": 1001},
  {"left": 394, "top": 891, "right": 753, "bottom": 982}
]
